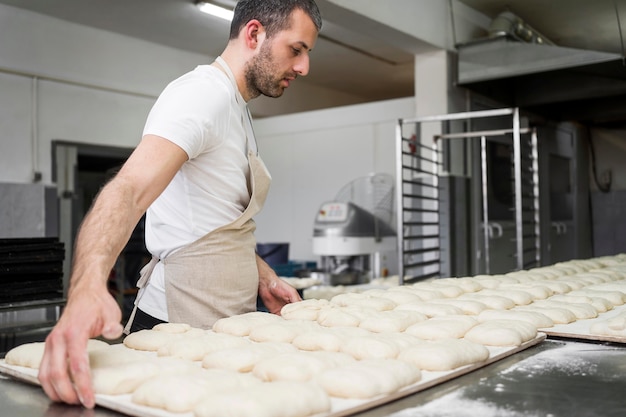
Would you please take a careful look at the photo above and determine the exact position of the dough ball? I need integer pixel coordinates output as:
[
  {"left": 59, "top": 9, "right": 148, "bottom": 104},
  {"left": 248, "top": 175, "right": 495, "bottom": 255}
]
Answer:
[
  {"left": 405, "top": 315, "right": 478, "bottom": 340},
  {"left": 474, "top": 289, "right": 533, "bottom": 306},
  {"left": 366, "top": 289, "right": 424, "bottom": 305},
  {"left": 316, "top": 358, "right": 421, "bottom": 399},
  {"left": 340, "top": 335, "right": 401, "bottom": 360},
  {"left": 316, "top": 306, "right": 362, "bottom": 327},
  {"left": 532, "top": 300, "right": 599, "bottom": 319},
  {"left": 464, "top": 319, "right": 537, "bottom": 346},
  {"left": 92, "top": 361, "right": 160, "bottom": 395},
  {"left": 590, "top": 312, "right": 626, "bottom": 337},
  {"left": 398, "top": 338, "right": 489, "bottom": 371},
  {"left": 358, "top": 310, "right": 427, "bottom": 333},
  {"left": 569, "top": 289, "right": 626, "bottom": 306},
  {"left": 477, "top": 309, "right": 554, "bottom": 328},
  {"left": 395, "top": 302, "right": 464, "bottom": 317},
  {"left": 432, "top": 277, "right": 484, "bottom": 293},
  {"left": 458, "top": 293, "right": 516, "bottom": 310},
  {"left": 151, "top": 322, "right": 193, "bottom": 333},
  {"left": 132, "top": 369, "right": 261, "bottom": 413},
  {"left": 330, "top": 293, "right": 397, "bottom": 311},
  {"left": 500, "top": 284, "right": 554, "bottom": 300},
  {"left": 292, "top": 329, "right": 344, "bottom": 352},
  {"left": 212, "top": 311, "right": 282, "bottom": 336},
  {"left": 202, "top": 342, "right": 296, "bottom": 372},
  {"left": 123, "top": 329, "right": 182, "bottom": 352},
  {"left": 417, "top": 283, "right": 465, "bottom": 298},
  {"left": 549, "top": 294, "right": 613, "bottom": 313},
  {"left": 157, "top": 331, "right": 250, "bottom": 361},
  {"left": 386, "top": 286, "right": 445, "bottom": 301},
  {"left": 280, "top": 299, "right": 329, "bottom": 321},
  {"left": 5, "top": 339, "right": 109, "bottom": 369},
  {"left": 513, "top": 305, "right": 577, "bottom": 324},
  {"left": 249, "top": 320, "right": 319, "bottom": 343},
  {"left": 252, "top": 351, "right": 350, "bottom": 382},
  {"left": 193, "top": 381, "right": 331, "bottom": 417},
  {"left": 428, "top": 299, "right": 489, "bottom": 315}
]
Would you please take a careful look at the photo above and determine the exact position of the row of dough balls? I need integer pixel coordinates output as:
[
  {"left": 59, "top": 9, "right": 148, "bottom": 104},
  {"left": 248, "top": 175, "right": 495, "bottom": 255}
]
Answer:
[{"left": 5, "top": 338, "right": 330, "bottom": 417}]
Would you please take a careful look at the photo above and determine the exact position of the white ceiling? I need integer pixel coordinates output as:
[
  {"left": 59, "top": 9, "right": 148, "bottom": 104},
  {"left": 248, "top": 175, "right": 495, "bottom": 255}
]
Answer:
[{"left": 2, "top": 0, "right": 625, "bottom": 112}]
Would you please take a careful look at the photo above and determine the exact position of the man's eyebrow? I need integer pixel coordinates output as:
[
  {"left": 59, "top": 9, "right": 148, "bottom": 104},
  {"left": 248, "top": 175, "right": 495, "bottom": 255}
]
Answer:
[{"left": 295, "top": 41, "right": 311, "bottom": 51}]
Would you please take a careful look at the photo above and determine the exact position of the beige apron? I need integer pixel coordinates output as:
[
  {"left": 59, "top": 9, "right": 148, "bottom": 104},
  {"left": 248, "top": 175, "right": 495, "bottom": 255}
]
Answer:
[{"left": 125, "top": 56, "right": 271, "bottom": 331}]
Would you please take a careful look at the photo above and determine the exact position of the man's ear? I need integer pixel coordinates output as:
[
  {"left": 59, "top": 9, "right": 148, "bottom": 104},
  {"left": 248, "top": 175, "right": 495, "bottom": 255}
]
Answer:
[{"left": 244, "top": 19, "right": 266, "bottom": 50}]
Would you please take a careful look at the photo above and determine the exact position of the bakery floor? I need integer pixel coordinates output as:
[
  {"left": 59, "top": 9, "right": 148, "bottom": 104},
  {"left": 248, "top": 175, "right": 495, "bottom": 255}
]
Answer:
[{"left": 2, "top": 339, "right": 626, "bottom": 417}]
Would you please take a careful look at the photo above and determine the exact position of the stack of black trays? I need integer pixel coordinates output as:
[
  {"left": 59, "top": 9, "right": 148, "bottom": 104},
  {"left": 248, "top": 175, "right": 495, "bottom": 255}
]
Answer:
[{"left": 0, "top": 238, "right": 65, "bottom": 305}]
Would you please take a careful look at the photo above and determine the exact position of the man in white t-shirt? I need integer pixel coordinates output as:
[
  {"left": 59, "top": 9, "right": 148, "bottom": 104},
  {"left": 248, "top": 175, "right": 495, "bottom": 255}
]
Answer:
[{"left": 38, "top": 0, "right": 322, "bottom": 408}]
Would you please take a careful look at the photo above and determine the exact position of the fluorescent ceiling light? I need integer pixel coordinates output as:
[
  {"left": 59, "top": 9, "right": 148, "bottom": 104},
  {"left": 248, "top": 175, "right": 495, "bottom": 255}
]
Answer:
[{"left": 196, "top": 2, "right": 234, "bottom": 21}]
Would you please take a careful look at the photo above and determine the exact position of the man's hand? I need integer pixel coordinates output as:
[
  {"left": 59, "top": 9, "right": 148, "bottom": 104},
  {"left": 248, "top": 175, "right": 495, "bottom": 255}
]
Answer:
[
  {"left": 38, "top": 283, "right": 123, "bottom": 408},
  {"left": 258, "top": 277, "right": 302, "bottom": 315},
  {"left": 256, "top": 255, "right": 301, "bottom": 314}
]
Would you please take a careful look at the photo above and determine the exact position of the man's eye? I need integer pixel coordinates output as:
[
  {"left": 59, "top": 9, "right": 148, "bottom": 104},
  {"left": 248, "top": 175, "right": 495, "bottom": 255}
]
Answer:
[{"left": 292, "top": 47, "right": 301, "bottom": 55}]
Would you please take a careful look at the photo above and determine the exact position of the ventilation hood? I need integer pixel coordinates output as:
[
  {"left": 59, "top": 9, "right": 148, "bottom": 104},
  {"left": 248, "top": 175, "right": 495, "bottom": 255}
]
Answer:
[{"left": 457, "top": 13, "right": 626, "bottom": 126}]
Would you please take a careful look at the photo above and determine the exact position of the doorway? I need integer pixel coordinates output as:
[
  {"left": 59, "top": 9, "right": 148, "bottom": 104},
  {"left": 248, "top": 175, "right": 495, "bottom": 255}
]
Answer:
[{"left": 53, "top": 141, "right": 149, "bottom": 321}]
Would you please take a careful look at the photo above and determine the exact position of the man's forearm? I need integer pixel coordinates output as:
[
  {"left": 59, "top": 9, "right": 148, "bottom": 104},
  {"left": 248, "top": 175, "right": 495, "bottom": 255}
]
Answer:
[{"left": 68, "top": 177, "right": 145, "bottom": 294}]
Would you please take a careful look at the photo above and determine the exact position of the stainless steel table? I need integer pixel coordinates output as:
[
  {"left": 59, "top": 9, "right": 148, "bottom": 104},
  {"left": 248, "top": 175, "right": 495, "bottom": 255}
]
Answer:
[
  {"left": 1, "top": 339, "right": 625, "bottom": 417},
  {"left": 361, "top": 339, "right": 626, "bottom": 417}
]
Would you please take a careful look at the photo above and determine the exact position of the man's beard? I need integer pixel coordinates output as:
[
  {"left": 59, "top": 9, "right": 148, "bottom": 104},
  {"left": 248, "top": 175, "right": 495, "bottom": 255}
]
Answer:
[{"left": 245, "top": 42, "right": 292, "bottom": 99}]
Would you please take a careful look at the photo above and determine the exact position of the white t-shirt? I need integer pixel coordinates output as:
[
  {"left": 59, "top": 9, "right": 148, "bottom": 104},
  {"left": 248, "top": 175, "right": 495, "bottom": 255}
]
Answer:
[{"left": 137, "top": 63, "right": 256, "bottom": 321}]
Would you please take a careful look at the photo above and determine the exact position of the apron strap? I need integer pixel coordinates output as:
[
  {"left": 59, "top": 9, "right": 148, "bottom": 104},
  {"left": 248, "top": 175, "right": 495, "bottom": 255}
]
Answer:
[{"left": 123, "top": 256, "right": 160, "bottom": 334}]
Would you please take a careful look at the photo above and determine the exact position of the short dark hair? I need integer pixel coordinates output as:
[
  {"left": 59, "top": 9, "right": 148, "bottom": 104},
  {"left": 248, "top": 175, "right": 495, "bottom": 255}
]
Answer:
[{"left": 230, "top": 0, "right": 322, "bottom": 40}]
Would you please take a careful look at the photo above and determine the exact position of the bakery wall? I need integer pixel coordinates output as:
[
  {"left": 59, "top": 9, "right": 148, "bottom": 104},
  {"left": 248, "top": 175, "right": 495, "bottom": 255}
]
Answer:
[
  {"left": 588, "top": 127, "right": 626, "bottom": 256},
  {"left": 253, "top": 97, "right": 416, "bottom": 263}
]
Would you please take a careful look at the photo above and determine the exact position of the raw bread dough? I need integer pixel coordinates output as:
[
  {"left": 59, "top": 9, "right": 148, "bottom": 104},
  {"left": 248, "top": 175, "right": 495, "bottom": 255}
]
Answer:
[
  {"left": 156, "top": 331, "right": 250, "bottom": 361},
  {"left": 418, "top": 283, "right": 465, "bottom": 298},
  {"left": 316, "top": 306, "right": 362, "bottom": 327},
  {"left": 280, "top": 299, "right": 329, "bottom": 321},
  {"left": 513, "top": 305, "right": 577, "bottom": 325},
  {"left": 590, "top": 312, "right": 626, "bottom": 338},
  {"left": 361, "top": 288, "right": 424, "bottom": 305},
  {"left": 291, "top": 328, "right": 342, "bottom": 352},
  {"left": 395, "top": 302, "right": 464, "bottom": 317},
  {"left": 404, "top": 315, "right": 478, "bottom": 340},
  {"left": 432, "top": 277, "right": 484, "bottom": 293},
  {"left": 427, "top": 299, "right": 489, "bottom": 315},
  {"left": 151, "top": 322, "right": 193, "bottom": 333},
  {"left": 500, "top": 284, "right": 554, "bottom": 300},
  {"left": 252, "top": 351, "right": 353, "bottom": 382},
  {"left": 533, "top": 280, "right": 573, "bottom": 294},
  {"left": 398, "top": 338, "right": 489, "bottom": 371},
  {"left": 458, "top": 293, "right": 516, "bottom": 310},
  {"left": 91, "top": 361, "right": 161, "bottom": 395},
  {"left": 477, "top": 309, "right": 554, "bottom": 328},
  {"left": 569, "top": 289, "right": 626, "bottom": 306},
  {"left": 123, "top": 329, "right": 183, "bottom": 352},
  {"left": 387, "top": 286, "right": 446, "bottom": 301},
  {"left": 316, "top": 358, "right": 421, "bottom": 399},
  {"left": 211, "top": 311, "right": 282, "bottom": 336},
  {"left": 358, "top": 310, "right": 427, "bottom": 333},
  {"left": 532, "top": 300, "right": 598, "bottom": 319},
  {"left": 248, "top": 320, "right": 319, "bottom": 343},
  {"left": 548, "top": 294, "right": 613, "bottom": 312},
  {"left": 202, "top": 342, "right": 296, "bottom": 372},
  {"left": 464, "top": 319, "right": 537, "bottom": 346},
  {"left": 340, "top": 334, "right": 401, "bottom": 360},
  {"left": 193, "top": 381, "right": 331, "bottom": 417},
  {"left": 330, "top": 293, "right": 397, "bottom": 311},
  {"left": 474, "top": 289, "right": 533, "bottom": 306},
  {"left": 5, "top": 339, "right": 109, "bottom": 369},
  {"left": 131, "top": 369, "right": 261, "bottom": 413}
]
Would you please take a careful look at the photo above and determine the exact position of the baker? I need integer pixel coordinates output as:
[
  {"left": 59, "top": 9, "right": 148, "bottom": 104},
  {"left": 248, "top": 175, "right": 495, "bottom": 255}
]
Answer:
[{"left": 38, "top": 0, "right": 322, "bottom": 408}]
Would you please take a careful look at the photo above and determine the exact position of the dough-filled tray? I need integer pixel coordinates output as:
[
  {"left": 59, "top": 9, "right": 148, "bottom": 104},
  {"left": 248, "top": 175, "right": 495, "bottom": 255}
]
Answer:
[
  {"left": 0, "top": 334, "right": 545, "bottom": 417},
  {"left": 540, "top": 304, "right": 626, "bottom": 344}
]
